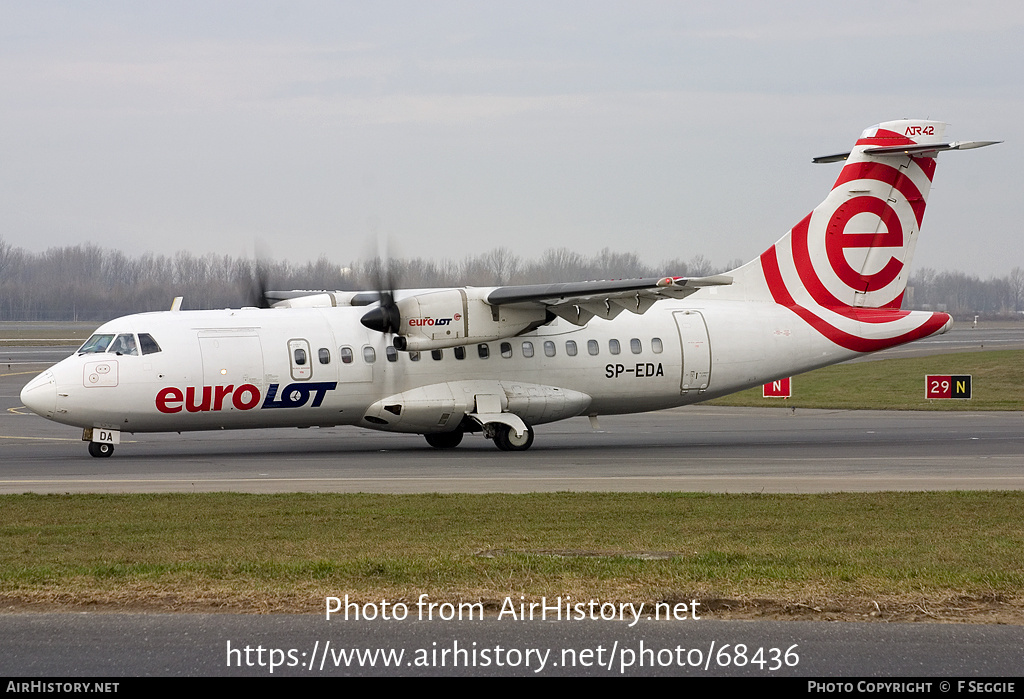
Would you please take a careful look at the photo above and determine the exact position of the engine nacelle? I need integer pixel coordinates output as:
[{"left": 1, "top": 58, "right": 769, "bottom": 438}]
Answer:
[
  {"left": 395, "top": 288, "right": 547, "bottom": 352},
  {"left": 269, "top": 292, "right": 359, "bottom": 309}
]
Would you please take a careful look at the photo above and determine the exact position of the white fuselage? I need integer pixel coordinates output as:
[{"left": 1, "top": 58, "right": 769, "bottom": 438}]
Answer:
[{"left": 23, "top": 291, "right": 903, "bottom": 436}]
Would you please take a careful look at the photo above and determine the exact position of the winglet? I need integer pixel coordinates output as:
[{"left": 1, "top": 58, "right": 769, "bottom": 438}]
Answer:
[{"left": 657, "top": 274, "right": 733, "bottom": 288}]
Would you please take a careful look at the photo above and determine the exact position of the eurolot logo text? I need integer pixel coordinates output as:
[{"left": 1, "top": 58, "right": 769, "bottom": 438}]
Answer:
[
  {"left": 155, "top": 382, "right": 338, "bottom": 414},
  {"left": 408, "top": 313, "right": 461, "bottom": 328}
]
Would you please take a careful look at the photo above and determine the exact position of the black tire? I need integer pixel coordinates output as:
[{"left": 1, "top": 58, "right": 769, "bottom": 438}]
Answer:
[
  {"left": 425, "top": 431, "right": 464, "bottom": 449},
  {"left": 88, "top": 442, "right": 114, "bottom": 458},
  {"left": 493, "top": 424, "right": 534, "bottom": 452}
]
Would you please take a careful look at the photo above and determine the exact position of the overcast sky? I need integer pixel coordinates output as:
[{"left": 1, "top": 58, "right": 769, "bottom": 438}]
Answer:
[{"left": 1, "top": 1, "right": 1021, "bottom": 276}]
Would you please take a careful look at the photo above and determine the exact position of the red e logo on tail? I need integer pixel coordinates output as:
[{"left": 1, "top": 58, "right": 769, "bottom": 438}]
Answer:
[{"left": 824, "top": 196, "right": 904, "bottom": 293}]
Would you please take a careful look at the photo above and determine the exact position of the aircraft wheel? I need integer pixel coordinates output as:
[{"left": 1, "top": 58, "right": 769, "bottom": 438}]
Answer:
[
  {"left": 88, "top": 442, "right": 114, "bottom": 458},
  {"left": 425, "top": 431, "right": 464, "bottom": 449},
  {"left": 493, "top": 424, "right": 534, "bottom": 452}
]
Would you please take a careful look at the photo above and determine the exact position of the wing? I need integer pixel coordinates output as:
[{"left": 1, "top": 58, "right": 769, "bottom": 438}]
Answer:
[{"left": 485, "top": 274, "right": 733, "bottom": 325}]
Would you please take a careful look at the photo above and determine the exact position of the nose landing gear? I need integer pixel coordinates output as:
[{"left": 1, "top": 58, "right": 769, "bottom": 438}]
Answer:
[
  {"left": 492, "top": 423, "right": 534, "bottom": 451},
  {"left": 88, "top": 442, "right": 114, "bottom": 458}
]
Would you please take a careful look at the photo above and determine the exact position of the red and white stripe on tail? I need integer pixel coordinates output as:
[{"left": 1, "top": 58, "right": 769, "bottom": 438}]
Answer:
[{"left": 741, "top": 119, "right": 996, "bottom": 353}]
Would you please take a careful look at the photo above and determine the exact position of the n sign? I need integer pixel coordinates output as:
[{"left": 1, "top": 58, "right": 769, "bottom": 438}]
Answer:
[{"left": 763, "top": 377, "right": 792, "bottom": 398}]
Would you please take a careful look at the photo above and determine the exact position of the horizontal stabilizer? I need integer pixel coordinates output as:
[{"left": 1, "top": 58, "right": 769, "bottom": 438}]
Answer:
[{"left": 814, "top": 140, "right": 1001, "bottom": 163}]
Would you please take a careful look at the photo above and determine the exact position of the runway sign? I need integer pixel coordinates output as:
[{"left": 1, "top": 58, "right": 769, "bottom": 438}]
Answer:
[
  {"left": 926, "top": 374, "right": 972, "bottom": 399},
  {"left": 763, "top": 377, "right": 791, "bottom": 398}
]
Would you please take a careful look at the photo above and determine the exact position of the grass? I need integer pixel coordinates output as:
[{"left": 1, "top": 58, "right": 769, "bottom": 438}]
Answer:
[
  {"left": 707, "top": 350, "right": 1024, "bottom": 411},
  {"left": 1, "top": 492, "right": 1022, "bottom": 619}
]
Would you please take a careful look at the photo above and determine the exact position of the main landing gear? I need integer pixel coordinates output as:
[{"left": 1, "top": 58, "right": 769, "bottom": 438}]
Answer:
[
  {"left": 424, "top": 431, "right": 464, "bottom": 449},
  {"left": 88, "top": 442, "right": 114, "bottom": 458},
  {"left": 422, "top": 424, "right": 536, "bottom": 451}
]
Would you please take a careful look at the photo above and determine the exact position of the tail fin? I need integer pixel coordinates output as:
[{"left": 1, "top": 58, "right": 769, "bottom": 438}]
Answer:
[
  {"left": 771, "top": 119, "right": 950, "bottom": 310},
  {"left": 735, "top": 119, "right": 997, "bottom": 352}
]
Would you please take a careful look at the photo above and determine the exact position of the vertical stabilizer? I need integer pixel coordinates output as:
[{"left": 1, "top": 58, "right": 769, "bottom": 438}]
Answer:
[
  {"left": 771, "top": 119, "right": 946, "bottom": 311},
  {"left": 727, "top": 119, "right": 996, "bottom": 353}
]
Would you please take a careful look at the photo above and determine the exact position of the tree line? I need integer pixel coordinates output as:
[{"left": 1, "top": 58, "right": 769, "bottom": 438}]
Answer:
[{"left": 0, "top": 236, "right": 1019, "bottom": 322}]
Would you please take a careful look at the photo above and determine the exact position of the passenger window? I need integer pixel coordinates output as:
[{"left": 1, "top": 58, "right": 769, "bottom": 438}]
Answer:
[
  {"left": 431, "top": 349, "right": 443, "bottom": 361},
  {"left": 651, "top": 337, "right": 664, "bottom": 354},
  {"left": 409, "top": 351, "right": 421, "bottom": 362},
  {"left": 478, "top": 343, "right": 490, "bottom": 359},
  {"left": 294, "top": 348, "right": 307, "bottom": 365},
  {"left": 522, "top": 341, "right": 534, "bottom": 358},
  {"left": 500, "top": 342, "right": 512, "bottom": 358},
  {"left": 588, "top": 340, "right": 599, "bottom": 356},
  {"left": 454, "top": 346, "right": 466, "bottom": 360},
  {"left": 386, "top": 346, "right": 398, "bottom": 362},
  {"left": 138, "top": 333, "right": 162, "bottom": 355},
  {"left": 630, "top": 338, "right": 642, "bottom": 354},
  {"left": 362, "top": 346, "right": 376, "bottom": 363},
  {"left": 340, "top": 347, "right": 354, "bottom": 364},
  {"left": 609, "top": 339, "right": 620, "bottom": 355},
  {"left": 566, "top": 340, "right": 577, "bottom": 357},
  {"left": 319, "top": 348, "right": 331, "bottom": 364}
]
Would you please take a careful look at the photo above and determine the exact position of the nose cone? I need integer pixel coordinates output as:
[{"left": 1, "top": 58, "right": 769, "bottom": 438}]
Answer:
[{"left": 20, "top": 370, "right": 57, "bottom": 419}]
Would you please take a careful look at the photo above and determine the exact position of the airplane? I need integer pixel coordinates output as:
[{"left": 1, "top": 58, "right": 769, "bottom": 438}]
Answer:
[{"left": 20, "top": 119, "right": 999, "bottom": 457}]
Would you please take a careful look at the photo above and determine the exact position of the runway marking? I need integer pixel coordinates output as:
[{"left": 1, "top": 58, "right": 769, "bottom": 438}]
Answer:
[
  {"left": 2, "top": 468, "right": 1023, "bottom": 487},
  {"left": 1, "top": 371, "right": 47, "bottom": 377},
  {"left": 0, "top": 434, "right": 136, "bottom": 444},
  {"left": 0, "top": 433, "right": 133, "bottom": 443}
]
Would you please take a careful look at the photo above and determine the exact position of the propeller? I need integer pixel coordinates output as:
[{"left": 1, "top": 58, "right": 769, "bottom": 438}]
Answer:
[
  {"left": 359, "top": 255, "right": 407, "bottom": 349},
  {"left": 238, "top": 240, "right": 274, "bottom": 309},
  {"left": 246, "top": 258, "right": 272, "bottom": 309}
]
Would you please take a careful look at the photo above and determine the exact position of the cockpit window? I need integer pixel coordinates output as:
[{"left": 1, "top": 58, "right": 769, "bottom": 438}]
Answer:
[
  {"left": 108, "top": 334, "right": 138, "bottom": 356},
  {"left": 79, "top": 334, "right": 115, "bottom": 354},
  {"left": 139, "top": 333, "right": 162, "bottom": 355}
]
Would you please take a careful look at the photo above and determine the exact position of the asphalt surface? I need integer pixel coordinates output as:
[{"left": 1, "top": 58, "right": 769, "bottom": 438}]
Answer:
[
  {"left": 1, "top": 614, "right": 1022, "bottom": 677},
  {"left": 3, "top": 403, "right": 1024, "bottom": 494}
]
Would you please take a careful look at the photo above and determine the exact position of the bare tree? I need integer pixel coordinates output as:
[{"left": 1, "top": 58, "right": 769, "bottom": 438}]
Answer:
[
  {"left": 483, "top": 247, "right": 521, "bottom": 285},
  {"left": 0, "top": 235, "right": 15, "bottom": 280},
  {"left": 687, "top": 254, "right": 713, "bottom": 277},
  {"left": 1010, "top": 267, "right": 1024, "bottom": 314},
  {"left": 3, "top": 237, "right": 1020, "bottom": 321}
]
